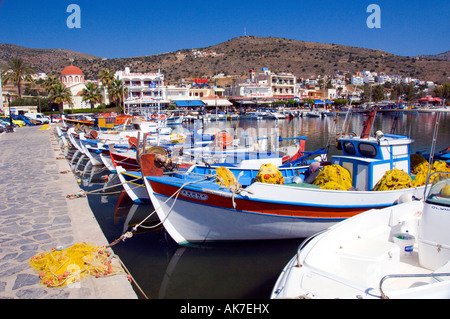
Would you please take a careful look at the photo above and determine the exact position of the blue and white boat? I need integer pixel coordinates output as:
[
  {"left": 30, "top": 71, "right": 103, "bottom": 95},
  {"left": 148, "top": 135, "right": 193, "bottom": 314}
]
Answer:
[{"left": 139, "top": 111, "right": 430, "bottom": 245}]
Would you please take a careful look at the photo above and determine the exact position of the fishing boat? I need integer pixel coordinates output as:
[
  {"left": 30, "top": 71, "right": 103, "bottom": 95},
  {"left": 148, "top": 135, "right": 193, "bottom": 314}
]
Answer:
[
  {"left": 306, "top": 110, "right": 321, "bottom": 118},
  {"left": 116, "top": 166, "right": 149, "bottom": 203},
  {"left": 267, "top": 111, "right": 286, "bottom": 120},
  {"left": 271, "top": 172, "right": 450, "bottom": 299},
  {"left": 116, "top": 134, "right": 320, "bottom": 203},
  {"left": 139, "top": 111, "right": 430, "bottom": 245}
]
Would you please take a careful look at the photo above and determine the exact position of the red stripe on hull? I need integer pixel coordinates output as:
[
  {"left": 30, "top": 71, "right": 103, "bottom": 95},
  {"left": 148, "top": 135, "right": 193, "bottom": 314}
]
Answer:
[
  {"left": 149, "top": 179, "right": 372, "bottom": 220},
  {"left": 110, "top": 152, "right": 140, "bottom": 171}
]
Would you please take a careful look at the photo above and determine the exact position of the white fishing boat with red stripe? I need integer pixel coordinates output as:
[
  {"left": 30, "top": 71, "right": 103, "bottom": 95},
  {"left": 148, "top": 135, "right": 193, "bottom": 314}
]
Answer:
[{"left": 140, "top": 111, "right": 429, "bottom": 245}]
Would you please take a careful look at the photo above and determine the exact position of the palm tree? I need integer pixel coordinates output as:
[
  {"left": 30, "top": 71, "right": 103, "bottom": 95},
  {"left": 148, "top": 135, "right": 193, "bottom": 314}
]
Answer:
[
  {"left": 98, "top": 68, "right": 115, "bottom": 103},
  {"left": 1, "top": 57, "right": 35, "bottom": 98},
  {"left": 107, "top": 79, "right": 128, "bottom": 112},
  {"left": 49, "top": 83, "right": 72, "bottom": 112},
  {"left": 81, "top": 82, "right": 102, "bottom": 110},
  {"left": 43, "top": 74, "right": 61, "bottom": 96}
]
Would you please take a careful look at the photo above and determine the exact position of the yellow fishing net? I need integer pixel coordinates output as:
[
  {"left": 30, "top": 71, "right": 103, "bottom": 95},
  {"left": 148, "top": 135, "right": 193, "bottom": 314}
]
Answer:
[
  {"left": 410, "top": 154, "right": 428, "bottom": 175},
  {"left": 29, "top": 243, "right": 123, "bottom": 288},
  {"left": 411, "top": 158, "right": 450, "bottom": 187},
  {"left": 312, "top": 164, "right": 352, "bottom": 190},
  {"left": 373, "top": 168, "right": 412, "bottom": 191},
  {"left": 215, "top": 166, "right": 241, "bottom": 191},
  {"left": 254, "top": 163, "right": 285, "bottom": 184}
]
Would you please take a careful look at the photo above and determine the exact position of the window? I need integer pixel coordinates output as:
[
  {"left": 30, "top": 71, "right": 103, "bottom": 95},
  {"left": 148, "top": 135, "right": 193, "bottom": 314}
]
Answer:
[
  {"left": 358, "top": 143, "right": 377, "bottom": 158},
  {"left": 343, "top": 141, "right": 356, "bottom": 155}
]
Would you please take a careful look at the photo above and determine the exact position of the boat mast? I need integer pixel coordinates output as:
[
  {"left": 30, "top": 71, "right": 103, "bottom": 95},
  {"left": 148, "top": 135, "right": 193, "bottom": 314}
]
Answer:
[{"left": 424, "top": 111, "right": 442, "bottom": 197}]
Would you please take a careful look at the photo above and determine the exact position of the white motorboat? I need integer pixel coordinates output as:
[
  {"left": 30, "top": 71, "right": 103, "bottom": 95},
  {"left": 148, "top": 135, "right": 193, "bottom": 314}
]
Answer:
[{"left": 271, "top": 172, "right": 450, "bottom": 299}]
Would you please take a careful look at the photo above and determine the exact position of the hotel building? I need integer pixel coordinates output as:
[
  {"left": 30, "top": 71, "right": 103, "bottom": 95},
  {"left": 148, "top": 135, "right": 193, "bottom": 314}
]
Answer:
[{"left": 116, "top": 67, "right": 168, "bottom": 114}]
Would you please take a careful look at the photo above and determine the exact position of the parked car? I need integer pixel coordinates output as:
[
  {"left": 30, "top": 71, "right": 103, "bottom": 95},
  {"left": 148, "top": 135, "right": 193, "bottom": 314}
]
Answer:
[
  {"left": 0, "top": 116, "right": 25, "bottom": 127},
  {"left": 12, "top": 114, "right": 37, "bottom": 126},
  {"left": 51, "top": 115, "right": 62, "bottom": 123},
  {"left": 23, "top": 112, "right": 49, "bottom": 124}
]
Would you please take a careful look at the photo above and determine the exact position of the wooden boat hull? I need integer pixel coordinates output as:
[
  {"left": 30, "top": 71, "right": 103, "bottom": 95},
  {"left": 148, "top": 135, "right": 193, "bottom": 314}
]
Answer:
[
  {"left": 110, "top": 150, "right": 140, "bottom": 171},
  {"left": 116, "top": 166, "right": 149, "bottom": 203},
  {"left": 144, "top": 174, "right": 426, "bottom": 245}
]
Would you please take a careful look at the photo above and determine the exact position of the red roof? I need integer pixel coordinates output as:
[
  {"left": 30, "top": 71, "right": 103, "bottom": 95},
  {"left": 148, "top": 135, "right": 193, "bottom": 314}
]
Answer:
[
  {"left": 61, "top": 65, "right": 84, "bottom": 75},
  {"left": 419, "top": 96, "right": 442, "bottom": 102}
]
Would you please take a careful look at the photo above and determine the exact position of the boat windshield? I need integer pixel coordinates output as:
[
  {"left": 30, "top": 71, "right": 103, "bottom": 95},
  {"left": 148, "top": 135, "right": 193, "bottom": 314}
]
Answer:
[{"left": 426, "top": 172, "right": 450, "bottom": 207}]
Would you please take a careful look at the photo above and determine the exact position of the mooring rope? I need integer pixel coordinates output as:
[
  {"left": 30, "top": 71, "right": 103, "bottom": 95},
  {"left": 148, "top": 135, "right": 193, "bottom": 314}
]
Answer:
[
  {"left": 66, "top": 176, "right": 143, "bottom": 198},
  {"left": 106, "top": 176, "right": 213, "bottom": 247}
]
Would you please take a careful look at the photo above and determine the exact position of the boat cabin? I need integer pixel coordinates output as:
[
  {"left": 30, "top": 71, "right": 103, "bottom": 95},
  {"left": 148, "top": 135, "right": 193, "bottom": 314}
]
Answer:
[{"left": 333, "top": 133, "right": 412, "bottom": 191}]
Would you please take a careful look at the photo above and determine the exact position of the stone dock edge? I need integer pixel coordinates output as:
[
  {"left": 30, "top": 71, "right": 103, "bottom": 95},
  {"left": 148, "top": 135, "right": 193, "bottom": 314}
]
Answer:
[{"left": 0, "top": 125, "right": 138, "bottom": 299}]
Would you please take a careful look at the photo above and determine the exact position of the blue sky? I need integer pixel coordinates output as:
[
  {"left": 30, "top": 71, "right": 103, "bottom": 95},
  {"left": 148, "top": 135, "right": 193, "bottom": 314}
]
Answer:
[{"left": 0, "top": 0, "right": 448, "bottom": 59}]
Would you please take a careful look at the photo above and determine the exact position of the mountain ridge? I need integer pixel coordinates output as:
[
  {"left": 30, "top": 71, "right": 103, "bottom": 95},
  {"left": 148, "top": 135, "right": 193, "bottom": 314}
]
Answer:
[{"left": 1, "top": 36, "right": 449, "bottom": 84}]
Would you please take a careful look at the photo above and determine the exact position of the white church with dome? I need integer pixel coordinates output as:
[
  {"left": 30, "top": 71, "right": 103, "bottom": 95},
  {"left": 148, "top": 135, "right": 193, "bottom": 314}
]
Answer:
[{"left": 60, "top": 65, "right": 103, "bottom": 110}]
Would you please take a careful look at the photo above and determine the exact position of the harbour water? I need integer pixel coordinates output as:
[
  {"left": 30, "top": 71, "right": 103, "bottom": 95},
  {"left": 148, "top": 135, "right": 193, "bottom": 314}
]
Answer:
[{"left": 71, "top": 111, "right": 449, "bottom": 299}]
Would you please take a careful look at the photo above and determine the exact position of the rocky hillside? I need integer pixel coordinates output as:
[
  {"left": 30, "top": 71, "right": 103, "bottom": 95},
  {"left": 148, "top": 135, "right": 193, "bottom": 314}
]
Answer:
[
  {"left": 415, "top": 50, "right": 450, "bottom": 62},
  {"left": 1, "top": 37, "right": 449, "bottom": 84},
  {"left": 0, "top": 43, "right": 99, "bottom": 73}
]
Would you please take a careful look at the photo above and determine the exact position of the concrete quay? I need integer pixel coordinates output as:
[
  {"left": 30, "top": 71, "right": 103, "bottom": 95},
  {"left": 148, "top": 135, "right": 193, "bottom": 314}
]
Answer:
[{"left": 0, "top": 125, "right": 138, "bottom": 299}]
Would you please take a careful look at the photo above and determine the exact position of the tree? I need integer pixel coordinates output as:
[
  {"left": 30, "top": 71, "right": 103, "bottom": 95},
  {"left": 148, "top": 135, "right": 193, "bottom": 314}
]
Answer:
[
  {"left": 43, "top": 74, "right": 61, "bottom": 96},
  {"left": 81, "top": 82, "right": 102, "bottom": 110},
  {"left": 1, "top": 57, "right": 35, "bottom": 98},
  {"left": 107, "top": 79, "right": 128, "bottom": 112},
  {"left": 49, "top": 83, "right": 72, "bottom": 112},
  {"left": 98, "top": 68, "right": 115, "bottom": 103},
  {"left": 372, "top": 85, "right": 385, "bottom": 102},
  {"left": 433, "top": 83, "right": 450, "bottom": 100},
  {"left": 404, "top": 84, "right": 418, "bottom": 102}
]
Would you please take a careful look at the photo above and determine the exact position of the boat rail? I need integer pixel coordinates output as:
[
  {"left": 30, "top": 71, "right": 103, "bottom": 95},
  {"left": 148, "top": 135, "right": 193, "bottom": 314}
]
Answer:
[
  {"left": 296, "top": 230, "right": 327, "bottom": 266},
  {"left": 379, "top": 272, "right": 450, "bottom": 299}
]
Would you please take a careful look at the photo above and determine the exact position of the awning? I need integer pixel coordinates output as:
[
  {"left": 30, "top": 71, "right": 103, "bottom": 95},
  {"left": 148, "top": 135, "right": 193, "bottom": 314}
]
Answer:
[
  {"left": 173, "top": 100, "right": 205, "bottom": 107},
  {"left": 202, "top": 99, "right": 232, "bottom": 107},
  {"left": 314, "top": 99, "right": 334, "bottom": 104},
  {"left": 419, "top": 96, "right": 442, "bottom": 102}
]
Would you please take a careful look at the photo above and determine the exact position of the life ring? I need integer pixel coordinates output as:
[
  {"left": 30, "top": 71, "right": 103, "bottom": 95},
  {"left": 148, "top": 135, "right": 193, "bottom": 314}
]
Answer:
[
  {"left": 215, "top": 131, "right": 233, "bottom": 149},
  {"left": 128, "top": 136, "right": 138, "bottom": 148},
  {"left": 159, "top": 113, "right": 167, "bottom": 120},
  {"left": 151, "top": 113, "right": 157, "bottom": 120}
]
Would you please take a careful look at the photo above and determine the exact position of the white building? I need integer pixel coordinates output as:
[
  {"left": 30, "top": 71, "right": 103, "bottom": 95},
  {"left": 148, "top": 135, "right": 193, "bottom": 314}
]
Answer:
[
  {"left": 31, "top": 73, "right": 48, "bottom": 81},
  {"left": 377, "top": 75, "right": 390, "bottom": 84},
  {"left": 227, "top": 68, "right": 296, "bottom": 100},
  {"left": 60, "top": 65, "right": 97, "bottom": 110},
  {"left": 351, "top": 75, "right": 364, "bottom": 86},
  {"left": 165, "top": 85, "right": 190, "bottom": 101},
  {"left": 259, "top": 68, "right": 297, "bottom": 97},
  {"left": 227, "top": 82, "right": 273, "bottom": 99},
  {"left": 364, "top": 75, "right": 375, "bottom": 84},
  {"left": 116, "top": 67, "right": 168, "bottom": 114}
]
